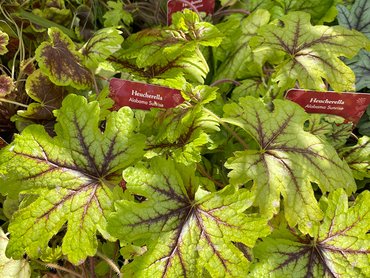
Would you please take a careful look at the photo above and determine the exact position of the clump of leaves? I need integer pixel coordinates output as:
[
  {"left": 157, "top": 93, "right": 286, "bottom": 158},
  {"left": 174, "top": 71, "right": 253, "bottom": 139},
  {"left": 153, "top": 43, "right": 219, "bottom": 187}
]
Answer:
[
  {"left": 109, "top": 9, "right": 223, "bottom": 85},
  {"left": 0, "top": 3, "right": 370, "bottom": 277},
  {"left": 249, "top": 189, "right": 370, "bottom": 277}
]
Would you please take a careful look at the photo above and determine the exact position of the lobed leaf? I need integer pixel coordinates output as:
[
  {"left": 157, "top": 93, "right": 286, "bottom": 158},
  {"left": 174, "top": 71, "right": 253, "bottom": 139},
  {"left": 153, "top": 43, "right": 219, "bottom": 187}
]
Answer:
[
  {"left": 81, "top": 27, "right": 123, "bottom": 70},
  {"left": 171, "top": 9, "right": 223, "bottom": 47},
  {"left": 251, "top": 11, "right": 369, "bottom": 91},
  {"left": 0, "top": 94, "right": 145, "bottom": 264},
  {"left": 35, "top": 27, "right": 93, "bottom": 89},
  {"left": 103, "top": 0, "right": 133, "bottom": 28},
  {"left": 108, "top": 158, "right": 270, "bottom": 277},
  {"left": 249, "top": 189, "right": 370, "bottom": 277},
  {"left": 273, "top": 0, "right": 342, "bottom": 24},
  {"left": 223, "top": 97, "right": 356, "bottom": 233},
  {"left": 17, "top": 69, "right": 68, "bottom": 120}
]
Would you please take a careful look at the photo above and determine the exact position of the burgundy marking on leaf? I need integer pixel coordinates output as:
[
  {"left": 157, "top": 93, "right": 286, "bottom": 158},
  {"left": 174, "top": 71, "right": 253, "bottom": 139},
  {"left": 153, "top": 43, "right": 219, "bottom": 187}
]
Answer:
[
  {"left": 0, "top": 94, "right": 145, "bottom": 265},
  {"left": 108, "top": 158, "right": 270, "bottom": 277},
  {"left": 0, "top": 75, "right": 13, "bottom": 97},
  {"left": 250, "top": 189, "right": 370, "bottom": 277},
  {"left": 18, "top": 69, "right": 68, "bottom": 120},
  {"left": 224, "top": 97, "right": 356, "bottom": 233},
  {"left": 36, "top": 27, "right": 93, "bottom": 89},
  {"left": 252, "top": 11, "right": 368, "bottom": 91}
]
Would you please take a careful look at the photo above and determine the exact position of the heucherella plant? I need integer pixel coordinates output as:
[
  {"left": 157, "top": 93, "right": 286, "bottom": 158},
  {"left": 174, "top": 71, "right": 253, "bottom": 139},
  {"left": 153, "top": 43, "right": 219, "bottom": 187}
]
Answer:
[{"left": 0, "top": 1, "right": 369, "bottom": 277}]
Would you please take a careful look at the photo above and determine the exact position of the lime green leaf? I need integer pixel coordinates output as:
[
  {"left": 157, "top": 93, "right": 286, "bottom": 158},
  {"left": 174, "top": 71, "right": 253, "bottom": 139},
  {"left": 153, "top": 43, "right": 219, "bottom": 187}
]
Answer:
[
  {"left": 103, "top": 0, "right": 133, "bottom": 27},
  {"left": 340, "top": 136, "right": 370, "bottom": 179},
  {"left": 0, "top": 94, "right": 145, "bottom": 264},
  {"left": 110, "top": 52, "right": 208, "bottom": 84},
  {"left": 240, "top": 0, "right": 275, "bottom": 11},
  {"left": 81, "top": 27, "right": 123, "bottom": 70},
  {"left": 249, "top": 189, "right": 370, "bottom": 277},
  {"left": 144, "top": 86, "right": 219, "bottom": 165},
  {"left": 337, "top": 0, "right": 370, "bottom": 39},
  {"left": 212, "top": 10, "right": 270, "bottom": 93},
  {"left": 0, "top": 30, "right": 9, "bottom": 55},
  {"left": 108, "top": 158, "right": 270, "bottom": 277},
  {"left": 17, "top": 69, "right": 68, "bottom": 120},
  {"left": 0, "top": 229, "right": 30, "bottom": 278},
  {"left": 35, "top": 27, "right": 93, "bottom": 89},
  {"left": 273, "top": 0, "right": 342, "bottom": 24},
  {"left": 251, "top": 11, "right": 369, "bottom": 91},
  {"left": 223, "top": 97, "right": 356, "bottom": 233},
  {"left": 231, "top": 79, "right": 266, "bottom": 100},
  {"left": 0, "top": 75, "right": 13, "bottom": 97},
  {"left": 171, "top": 9, "right": 223, "bottom": 47}
]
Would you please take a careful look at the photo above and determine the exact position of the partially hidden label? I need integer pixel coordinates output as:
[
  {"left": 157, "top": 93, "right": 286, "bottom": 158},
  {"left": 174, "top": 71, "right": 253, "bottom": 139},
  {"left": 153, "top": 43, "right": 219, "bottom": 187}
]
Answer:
[
  {"left": 109, "top": 78, "right": 184, "bottom": 110},
  {"left": 285, "top": 89, "right": 370, "bottom": 125},
  {"left": 167, "top": 0, "right": 215, "bottom": 24}
]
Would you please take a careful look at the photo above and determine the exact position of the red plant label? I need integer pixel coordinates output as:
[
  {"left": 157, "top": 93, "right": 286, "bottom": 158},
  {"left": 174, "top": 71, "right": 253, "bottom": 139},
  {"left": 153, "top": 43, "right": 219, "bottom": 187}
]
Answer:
[
  {"left": 109, "top": 78, "right": 184, "bottom": 110},
  {"left": 285, "top": 89, "right": 370, "bottom": 124},
  {"left": 167, "top": 0, "right": 215, "bottom": 24}
]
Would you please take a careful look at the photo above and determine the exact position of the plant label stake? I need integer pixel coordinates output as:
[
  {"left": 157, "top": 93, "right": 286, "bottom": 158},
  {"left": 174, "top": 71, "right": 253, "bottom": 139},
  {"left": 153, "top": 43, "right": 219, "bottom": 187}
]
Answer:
[
  {"left": 285, "top": 89, "right": 370, "bottom": 125},
  {"left": 167, "top": 0, "right": 215, "bottom": 24},
  {"left": 109, "top": 78, "right": 184, "bottom": 110}
]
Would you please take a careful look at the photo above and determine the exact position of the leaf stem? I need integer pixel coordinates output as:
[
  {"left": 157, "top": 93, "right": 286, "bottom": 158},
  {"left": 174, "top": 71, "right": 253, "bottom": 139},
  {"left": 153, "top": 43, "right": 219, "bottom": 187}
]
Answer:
[
  {"left": 196, "top": 164, "right": 225, "bottom": 187},
  {"left": 203, "top": 107, "right": 248, "bottom": 149},
  {"left": 96, "top": 251, "right": 122, "bottom": 278},
  {"left": 0, "top": 97, "right": 28, "bottom": 108},
  {"left": 35, "top": 260, "right": 83, "bottom": 278}
]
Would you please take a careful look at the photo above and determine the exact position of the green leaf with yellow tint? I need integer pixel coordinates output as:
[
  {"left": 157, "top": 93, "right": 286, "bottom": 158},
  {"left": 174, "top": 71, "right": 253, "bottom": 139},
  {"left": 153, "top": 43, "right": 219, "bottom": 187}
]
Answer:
[
  {"left": 249, "top": 189, "right": 370, "bottom": 277},
  {"left": 0, "top": 94, "right": 145, "bottom": 264},
  {"left": 35, "top": 27, "right": 93, "bottom": 89},
  {"left": 108, "top": 158, "right": 270, "bottom": 277},
  {"left": 81, "top": 27, "right": 123, "bottom": 70},
  {"left": 250, "top": 11, "right": 369, "bottom": 91},
  {"left": 223, "top": 97, "right": 356, "bottom": 233}
]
